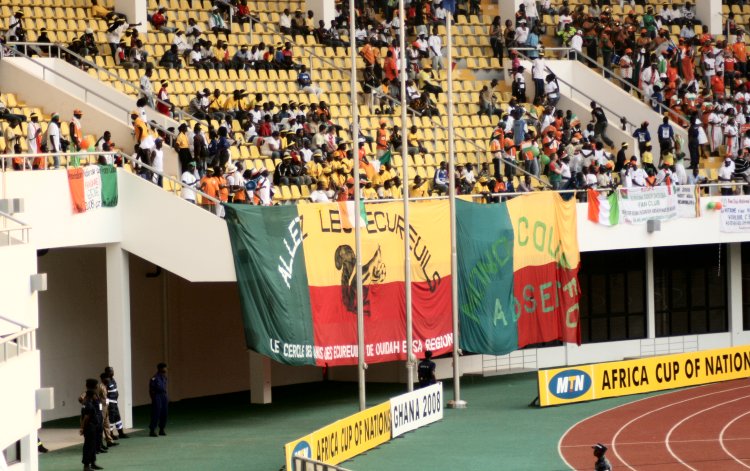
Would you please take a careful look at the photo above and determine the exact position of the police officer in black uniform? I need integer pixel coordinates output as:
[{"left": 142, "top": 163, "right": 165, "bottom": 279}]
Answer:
[
  {"left": 149, "top": 362, "right": 169, "bottom": 437},
  {"left": 417, "top": 350, "right": 437, "bottom": 388},
  {"left": 104, "top": 366, "right": 129, "bottom": 439},
  {"left": 593, "top": 443, "right": 612, "bottom": 471},
  {"left": 80, "top": 384, "right": 103, "bottom": 471}
]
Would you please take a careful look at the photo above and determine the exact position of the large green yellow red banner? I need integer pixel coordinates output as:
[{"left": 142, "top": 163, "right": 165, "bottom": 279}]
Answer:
[
  {"left": 457, "top": 193, "right": 580, "bottom": 355},
  {"left": 224, "top": 193, "right": 580, "bottom": 366}
]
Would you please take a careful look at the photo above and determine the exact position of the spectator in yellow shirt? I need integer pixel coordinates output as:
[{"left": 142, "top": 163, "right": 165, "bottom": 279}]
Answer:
[
  {"left": 409, "top": 175, "right": 429, "bottom": 198},
  {"left": 91, "top": 0, "right": 127, "bottom": 21},
  {"left": 363, "top": 181, "right": 378, "bottom": 200}
]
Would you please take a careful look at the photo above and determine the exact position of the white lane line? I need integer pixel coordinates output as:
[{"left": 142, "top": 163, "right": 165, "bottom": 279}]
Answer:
[
  {"left": 665, "top": 394, "right": 750, "bottom": 471},
  {"left": 610, "top": 385, "right": 750, "bottom": 471},
  {"left": 719, "top": 410, "right": 750, "bottom": 469}
]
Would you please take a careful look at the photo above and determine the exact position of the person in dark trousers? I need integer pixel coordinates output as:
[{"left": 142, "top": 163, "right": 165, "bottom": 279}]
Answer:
[
  {"left": 104, "top": 366, "right": 129, "bottom": 439},
  {"left": 417, "top": 350, "right": 436, "bottom": 388},
  {"left": 80, "top": 387, "right": 103, "bottom": 471},
  {"left": 149, "top": 362, "right": 169, "bottom": 437},
  {"left": 592, "top": 443, "right": 612, "bottom": 471},
  {"left": 590, "top": 101, "right": 614, "bottom": 147}
]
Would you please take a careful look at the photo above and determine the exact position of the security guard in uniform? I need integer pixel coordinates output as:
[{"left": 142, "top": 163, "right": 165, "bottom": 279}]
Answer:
[
  {"left": 593, "top": 443, "right": 612, "bottom": 471},
  {"left": 80, "top": 387, "right": 103, "bottom": 471},
  {"left": 104, "top": 366, "right": 129, "bottom": 439},
  {"left": 149, "top": 362, "right": 169, "bottom": 437},
  {"left": 417, "top": 350, "right": 437, "bottom": 388}
]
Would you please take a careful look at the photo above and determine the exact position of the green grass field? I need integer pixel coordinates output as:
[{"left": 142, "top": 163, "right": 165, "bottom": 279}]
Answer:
[{"left": 40, "top": 373, "right": 651, "bottom": 471}]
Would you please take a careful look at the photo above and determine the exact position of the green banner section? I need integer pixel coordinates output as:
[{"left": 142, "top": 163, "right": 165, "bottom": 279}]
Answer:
[
  {"left": 224, "top": 204, "right": 316, "bottom": 366},
  {"left": 99, "top": 164, "right": 118, "bottom": 207},
  {"left": 456, "top": 199, "right": 517, "bottom": 355}
]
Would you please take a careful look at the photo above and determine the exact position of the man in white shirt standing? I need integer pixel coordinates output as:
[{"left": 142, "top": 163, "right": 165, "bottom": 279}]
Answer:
[
  {"left": 180, "top": 161, "right": 198, "bottom": 204},
  {"left": 570, "top": 30, "right": 583, "bottom": 60},
  {"left": 532, "top": 49, "right": 548, "bottom": 102},
  {"left": 256, "top": 168, "right": 273, "bottom": 205},
  {"left": 151, "top": 138, "right": 164, "bottom": 186},
  {"left": 140, "top": 68, "right": 155, "bottom": 108},
  {"left": 719, "top": 156, "right": 735, "bottom": 195},
  {"left": 47, "top": 113, "right": 62, "bottom": 169},
  {"left": 428, "top": 26, "right": 443, "bottom": 71}
]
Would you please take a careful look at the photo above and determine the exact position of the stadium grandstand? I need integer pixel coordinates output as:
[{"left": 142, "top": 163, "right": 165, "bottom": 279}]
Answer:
[{"left": 1, "top": 0, "right": 750, "bottom": 470}]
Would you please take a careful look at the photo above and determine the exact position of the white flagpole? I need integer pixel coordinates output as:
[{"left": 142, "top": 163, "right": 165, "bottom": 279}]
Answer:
[
  {"left": 349, "top": 0, "right": 366, "bottom": 412},
  {"left": 398, "top": 0, "right": 415, "bottom": 392},
  {"left": 446, "top": 12, "right": 466, "bottom": 409}
]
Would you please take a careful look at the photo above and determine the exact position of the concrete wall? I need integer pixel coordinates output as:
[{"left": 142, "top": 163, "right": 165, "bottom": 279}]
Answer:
[
  {"left": 0, "top": 243, "right": 39, "bottom": 334},
  {"left": 547, "top": 61, "right": 688, "bottom": 167},
  {"left": 0, "top": 170, "right": 233, "bottom": 282},
  {"left": 118, "top": 170, "right": 235, "bottom": 282},
  {"left": 0, "top": 351, "right": 40, "bottom": 471},
  {"left": 37, "top": 248, "right": 322, "bottom": 421},
  {"left": 515, "top": 60, "right": 639, "bottom": 155}
]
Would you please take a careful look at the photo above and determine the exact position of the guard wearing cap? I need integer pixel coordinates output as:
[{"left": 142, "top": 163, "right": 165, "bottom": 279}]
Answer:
[{"left": 592, "top": 443, "right": 611, "bottom": 471}]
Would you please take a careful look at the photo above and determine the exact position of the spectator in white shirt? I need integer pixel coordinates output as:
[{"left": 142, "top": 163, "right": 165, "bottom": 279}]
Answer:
[
  {"left": 279, "top": 8, "right": 292, "bottom": 34},
  {"left": 309, "top": 181, "right": 330, "bottom": 202},
  {"left": 181, "top": 161, "right": 198, "bottom": 203},
  {"left": 428, "top": 27, "right": 443, "bottom": 70}
]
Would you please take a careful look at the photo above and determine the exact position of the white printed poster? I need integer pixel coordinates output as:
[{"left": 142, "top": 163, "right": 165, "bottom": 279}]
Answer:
[
  {"left": 720, "top": 196, "right": 750, "bottom": 232},
  {"left": 83, "top": 165, "right": 102, "bottom": 211},
  {"left": 390, "top": 382, "right": 443, "bottom": 438},
  {"left": 676, "top": 185, "right": 700, "bottom": 219},
  {"left": 619, "top": 186, "right": 677, "bottom": 224}
]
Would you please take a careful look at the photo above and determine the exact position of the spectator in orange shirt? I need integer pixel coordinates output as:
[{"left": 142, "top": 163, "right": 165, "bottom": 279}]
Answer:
[
  {"left": 199, "top": 167, "right": 219, "bottom": 211},
  {"left": 710, "top": 74, "right": 725, "bottom": 98},
  {"left": 384, "top": 50, "right": 398, "bottom": 83},
  {"left": 359, "top": 40, "right": 379, "bottom": 71}
]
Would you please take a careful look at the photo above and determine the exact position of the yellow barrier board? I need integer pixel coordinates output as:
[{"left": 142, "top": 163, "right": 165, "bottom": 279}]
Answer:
[
  {"left": 284, "top": 400, "right": 392, "bottom": 469},
  {"left": 538, "top": 345, "right": 750, "bottom": 407}
]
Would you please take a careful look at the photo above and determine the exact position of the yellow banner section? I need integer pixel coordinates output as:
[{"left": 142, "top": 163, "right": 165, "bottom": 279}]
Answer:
[
  {"left": 506, "top": 193, "right": 580, "bottom": 271},
  {"left": 538, "top": 345, "right": 750, "bottom": 407},
  {"left": 284, "top": 401, "right": 392, "bottom": 470},
  {"left": 298, "top": 200, "right": 450, "bottom": 287}
]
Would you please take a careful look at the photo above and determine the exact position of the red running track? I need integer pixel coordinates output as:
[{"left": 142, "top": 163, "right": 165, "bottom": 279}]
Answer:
[{"left": 559, "top": 379, "right": 750, "bottom": 470}]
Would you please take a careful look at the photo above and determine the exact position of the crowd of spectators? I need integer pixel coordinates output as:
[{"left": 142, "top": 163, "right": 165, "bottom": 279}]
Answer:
[{"left": 6, "top": 0, "right": 750, "bottom": 207}]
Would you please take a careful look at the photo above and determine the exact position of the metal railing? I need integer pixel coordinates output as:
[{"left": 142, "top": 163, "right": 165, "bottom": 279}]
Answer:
[
  {"left": 0, "top": 150, "right": 223, "bottom": 214},
  {"left": 0, "top": 210, "right": 31, "bottom": 245},
  {"left": 0, "top": 315, "right": 35, "bottom": 364},
  {"left": 3, "top": 41, "right": 207, "bottom": 136},
  {"left": 0, "top": 328, "right": 35, "bottom": 363},
  {"left": 511, "top": 46, "right": 689, "bottom": 126},
  {"left": 0, "top": 149, "right": 738, "bottom": 205},
  {"left": 115, "top": 151, "right": 223, "bottom": 214},
  {"left": 510, "top": 48, "right": 640, "bottom": 134}
]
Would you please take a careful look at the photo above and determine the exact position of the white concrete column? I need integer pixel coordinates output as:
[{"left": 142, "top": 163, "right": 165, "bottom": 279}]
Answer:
[
  {"left": 22, "top": 432, "right": 37, "bottom": 471},
  {"left": 249, "top": 351, "right": 272, "bottom": 404},
  {"left": 307, "top": 0, "right": 336, "bottom": 30},
  {"left": 727, "top": 243, "right": 743, "bottom": 346},
  {"left": 695, "top": 0, "right": 722, "bottom": 36},
  {"left": 115, "top": 0, "right": 148, "bottom": 34},
  {"left": 106, "top": 244, "right": 133, "bottom": 429},
  {"left": 499, "top": 0, "right": 523, "bottom": 26},
  {"left": 646, "top": 248, "right": 656, "bottom": 339}
]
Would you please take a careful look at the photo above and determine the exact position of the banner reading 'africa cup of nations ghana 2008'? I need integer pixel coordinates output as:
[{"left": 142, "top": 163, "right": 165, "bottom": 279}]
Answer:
[
  {"left": 225, "top": 194, "right": 581, "bottom": 366},
  {"left": 457, "top": 193, "right": 581, "bottom": 355},
  {"left": 224, "top": 200, "right": 453, "bottom": 366}
]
